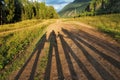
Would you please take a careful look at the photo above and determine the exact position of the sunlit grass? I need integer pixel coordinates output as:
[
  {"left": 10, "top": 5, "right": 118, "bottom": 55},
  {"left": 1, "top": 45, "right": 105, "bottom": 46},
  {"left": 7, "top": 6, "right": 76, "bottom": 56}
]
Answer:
[
  {"left": 0, "top": 25, "right": 46, "bottom": 69},
  {"left": 75, "top": 14, "right": 120, "bottom": 42},
  {"left": 0, "top": 19, "right": 42, "bottom": 32},
  {"left": 0, "top": 19, "right": 56, "bottom": 79}
]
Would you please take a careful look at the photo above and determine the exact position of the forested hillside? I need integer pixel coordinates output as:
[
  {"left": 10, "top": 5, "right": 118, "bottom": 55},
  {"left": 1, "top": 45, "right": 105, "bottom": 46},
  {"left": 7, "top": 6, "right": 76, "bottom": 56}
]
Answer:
[
  {"left": 59, "top": 0, "right": 120, "bottom": 17},
  {"left": 0, "top": 0, "right": 58, "bottom": 25},
  {"left": 58, "top": 0, "right": 90, "bottom": 17}
]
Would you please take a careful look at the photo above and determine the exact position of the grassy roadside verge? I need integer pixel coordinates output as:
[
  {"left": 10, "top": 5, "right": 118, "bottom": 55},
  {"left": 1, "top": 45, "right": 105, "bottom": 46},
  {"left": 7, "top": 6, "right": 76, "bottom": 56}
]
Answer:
[
  {"left": 0, "top": 19, "right": 55, "bottom": 79},
  {"left": 0, "top": 25, "right": 46, "bottom": 69},
  {"left": 1, "top": 28, "right": 46, "bottom": 79},
  {"left": 0, "top": 19, "right": 42, "bottom": 32},
  {"left": 76, "top": 14, "right": 120, "bottom": 42}
]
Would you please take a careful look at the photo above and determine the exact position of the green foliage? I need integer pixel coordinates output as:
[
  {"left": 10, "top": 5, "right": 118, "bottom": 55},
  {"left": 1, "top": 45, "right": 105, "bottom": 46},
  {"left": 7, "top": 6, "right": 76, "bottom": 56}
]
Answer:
[
  {"left": 4, "top": 0, "right": 15, "bottom": 23},
  {"left": 33, "top": 2, "right": 58, "bottom": 19},
  {"left": 87, "top": 0, "right": 120, "bottom": 15},
  {"left": 21, "top": 1, "right": 40, "bottom": 20},
  {"left": 39, "top": 3, "right": 47, "bottom": 19},
  {"left": 0, "top": 0, "right": 58, "bottom": 25},
  {"left": 47, "top": 6, "right": 59, "bottom": 19}
]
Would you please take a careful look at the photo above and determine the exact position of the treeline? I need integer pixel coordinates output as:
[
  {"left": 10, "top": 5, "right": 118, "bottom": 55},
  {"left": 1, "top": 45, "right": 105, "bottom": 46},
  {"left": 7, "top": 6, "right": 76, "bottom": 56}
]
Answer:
[
  {"left": 0, "top": 0, "right": 58, "bottom": 25},
  {"left": 81, "top": 0, "right": 120, "bottom": 16}
]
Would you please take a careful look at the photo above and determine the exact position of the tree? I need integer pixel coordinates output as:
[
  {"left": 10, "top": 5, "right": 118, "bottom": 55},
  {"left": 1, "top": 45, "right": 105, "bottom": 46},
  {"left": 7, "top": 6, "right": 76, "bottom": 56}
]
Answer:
[
  {"left": 13, "top": 0, "right": 22, "bottom": 22},
  {"left": 5, "top": 0, "right": 15, "bottom": 23},
  {"left": 39, "top": 2, "right": 47, "bottom": 19},
  {"left": 0, "top": 0, "right": 59, "bottom": 25},
  {"left": 0, "top": 0, "right": 5, "bottom": 25}
]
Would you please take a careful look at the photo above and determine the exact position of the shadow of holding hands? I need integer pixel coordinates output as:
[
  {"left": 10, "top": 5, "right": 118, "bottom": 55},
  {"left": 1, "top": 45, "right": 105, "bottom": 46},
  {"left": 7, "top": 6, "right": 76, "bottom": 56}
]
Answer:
[{"left": 14, "top": 28, "right": 119, "bottom": 80}]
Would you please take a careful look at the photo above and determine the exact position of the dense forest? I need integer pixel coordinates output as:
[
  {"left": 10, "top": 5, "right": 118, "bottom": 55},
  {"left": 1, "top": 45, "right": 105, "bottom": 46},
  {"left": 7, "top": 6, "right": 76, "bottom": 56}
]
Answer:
[
  {"left": 0, "top": 0, "right": 59, "bottom": 25},
  {"left": 87, "top": 0, "right": 120, "bottom": 15}
]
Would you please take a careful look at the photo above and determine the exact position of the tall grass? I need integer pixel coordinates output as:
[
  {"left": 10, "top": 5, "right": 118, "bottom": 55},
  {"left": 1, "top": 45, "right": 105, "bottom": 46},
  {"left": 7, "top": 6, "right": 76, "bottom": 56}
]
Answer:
[
  {"left": 0, "top": 18, "right": 56, "bottom": 70},
  {"left": 0, "top": 25, "right": 48, "bottom": 69},
  {"left": 77, "top": 14, "right": 120, "bottom": 42},
  {"left": 0, "top": 26, "right": 48, "bottom": 80},
  {"left": 0, "top": 19, "right": 55, "bottom": 79}
]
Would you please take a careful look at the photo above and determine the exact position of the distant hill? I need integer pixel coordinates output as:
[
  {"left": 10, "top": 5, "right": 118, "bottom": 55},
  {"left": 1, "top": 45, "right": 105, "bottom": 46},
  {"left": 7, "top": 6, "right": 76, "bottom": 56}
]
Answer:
[
  {"left": 59, "top": 0, "right": 120, "bottom": 17},
  {"left": 58, "top": 0, "right": 90, "bottom": 17}
]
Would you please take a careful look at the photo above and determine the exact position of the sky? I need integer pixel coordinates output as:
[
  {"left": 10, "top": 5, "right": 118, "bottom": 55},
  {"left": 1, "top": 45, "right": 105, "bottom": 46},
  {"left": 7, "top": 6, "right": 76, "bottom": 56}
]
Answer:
[{"left": 39, "top": 0, "right": 74, "bottom": 12}]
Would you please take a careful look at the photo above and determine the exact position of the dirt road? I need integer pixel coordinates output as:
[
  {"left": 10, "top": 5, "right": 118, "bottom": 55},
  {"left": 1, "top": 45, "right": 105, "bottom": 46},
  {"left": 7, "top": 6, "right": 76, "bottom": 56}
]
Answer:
[{"left": 9, "top": 20, "right": 120, "bottom": 80}]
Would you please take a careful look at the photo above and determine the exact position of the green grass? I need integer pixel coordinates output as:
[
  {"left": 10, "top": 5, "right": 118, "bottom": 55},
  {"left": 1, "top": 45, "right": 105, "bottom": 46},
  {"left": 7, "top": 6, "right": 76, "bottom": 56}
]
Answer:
[
  {"left": 0, "top": 19, "right": 55, "bottom": 79},
  {"left": 0, "top": 26, "right": 47, "bottom": 80},
  {"left": 75, "top": 14, "right": 120, "bottom": 42},
  {"left": 0, "top": 19, "right": 42, "bottom": 32},
  {"left": 0, "top": 26, "right": 45, "bottom": 69}
]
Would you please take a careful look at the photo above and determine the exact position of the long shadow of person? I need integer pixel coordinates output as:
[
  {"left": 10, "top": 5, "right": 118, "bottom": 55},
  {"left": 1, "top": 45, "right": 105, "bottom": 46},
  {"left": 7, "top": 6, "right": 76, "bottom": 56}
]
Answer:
[
  {"left": 62, "top": 28, "right": 116, "bottom": 80},
  {"left": 44, "top": 30, "right": 64, "bottom": 80},
  {"left": 15, "top": 33, "right": 47, "bottom": 80},
  {"left": 58, "top": 32, "right": 95, "bottom": 80}
]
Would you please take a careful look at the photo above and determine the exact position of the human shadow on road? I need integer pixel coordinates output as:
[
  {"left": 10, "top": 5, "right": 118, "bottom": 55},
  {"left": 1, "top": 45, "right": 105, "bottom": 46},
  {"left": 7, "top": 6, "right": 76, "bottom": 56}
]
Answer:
[
  {"left": 63, "top": 28, "right": 120, "bottom": 69},
  {"left": 76, "top": 31, "right": 120, "bottom": 70},
  {"left": 15, "top": 33, "right": 46, "bottom": 80},
  {"left": 77, "top": 29, "right": 120, "bottom": 56},
  {"left": 66, "top": 29, "right": 120, "bottom": 69},
  {"left": 58, "top": 33, "right": 94, "bottom": 80},
  {"left": 44, "top": 30, "right": 64, "bottom": 80},
  {"left": 62, "top": 28, "right": 116, "bottom": 80}
]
